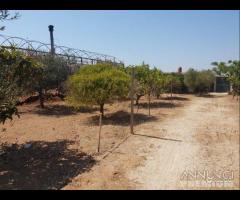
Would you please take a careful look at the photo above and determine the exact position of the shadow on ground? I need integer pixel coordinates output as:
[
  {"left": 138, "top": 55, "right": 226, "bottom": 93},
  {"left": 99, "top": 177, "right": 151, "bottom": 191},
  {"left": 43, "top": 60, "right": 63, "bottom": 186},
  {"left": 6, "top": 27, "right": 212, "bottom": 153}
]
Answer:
[
  {"left": 34, "top": 104, "right": 99, "bottom": 116},
  {"left": 197, "top": 94, "right": 225, "bottom": 98},
  {"left": 137, "top": 101, "right": 182, "bottom": 109},
  {"left": 0, "top": 140, "right": 96, "bottom": 190},
  {"left": 88, "top": 110, "right": 158, "bottom": 126},
  {"left": 160, "top": 96, "right": 189, "bottom": 101}
]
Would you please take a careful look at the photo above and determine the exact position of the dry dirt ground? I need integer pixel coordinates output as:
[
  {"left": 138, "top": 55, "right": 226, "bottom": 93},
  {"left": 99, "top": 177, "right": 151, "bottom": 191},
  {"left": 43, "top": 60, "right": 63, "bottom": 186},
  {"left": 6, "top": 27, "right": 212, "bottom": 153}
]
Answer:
[{"left": 0, "top": 93, "right": 239, "bottom": 190}]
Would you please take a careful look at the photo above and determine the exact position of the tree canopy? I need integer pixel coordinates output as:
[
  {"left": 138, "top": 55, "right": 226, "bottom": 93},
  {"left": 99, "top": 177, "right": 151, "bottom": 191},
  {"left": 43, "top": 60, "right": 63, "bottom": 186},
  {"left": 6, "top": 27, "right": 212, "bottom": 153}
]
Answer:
[
  {"left": 66, "top": 63, "right": 130, "bottom": 116},
  {"left": 184, "top": 68, "right": 214, "bottom": 94},
  {"left": 0, "top": 47, "right": 41, "bottom": 124}
]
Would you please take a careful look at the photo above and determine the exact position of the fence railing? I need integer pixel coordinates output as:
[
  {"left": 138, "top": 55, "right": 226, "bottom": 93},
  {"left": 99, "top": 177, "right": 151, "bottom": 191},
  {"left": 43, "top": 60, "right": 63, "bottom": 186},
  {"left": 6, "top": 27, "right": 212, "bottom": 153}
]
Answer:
[{"left": 0, "top": 34, "right": 124, "bottom": 66}]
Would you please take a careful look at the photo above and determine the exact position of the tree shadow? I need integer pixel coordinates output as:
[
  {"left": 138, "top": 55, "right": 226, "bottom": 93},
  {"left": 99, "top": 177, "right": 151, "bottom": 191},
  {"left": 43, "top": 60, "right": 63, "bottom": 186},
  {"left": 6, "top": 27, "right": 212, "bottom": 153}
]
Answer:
[
  {"left": 138, "top": 101, "right": 181, "bottom": 109},
  {"left": 196, "top": 94, "right": 225, "bottom": 98},
  {"left": 88, "top": 110, "right": 158, "bottom": 126},
  {"left": 0, "top": 140, "right": 96, "bottom": 190},
  {"left": 34, "top": 105, "right": 98, "bottom": 116},
  {"left": 160, "top": 96, "right": 189, "bottom": 101}
]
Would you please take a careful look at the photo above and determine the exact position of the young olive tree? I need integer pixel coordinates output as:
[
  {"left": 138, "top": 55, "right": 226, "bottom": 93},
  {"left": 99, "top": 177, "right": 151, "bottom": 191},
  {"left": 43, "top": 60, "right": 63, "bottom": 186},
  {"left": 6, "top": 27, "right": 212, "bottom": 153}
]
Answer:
[
  {"left": 152, "top": 69, "right": 165, "bottom": 99},
  {"left": 66, "top": 63, "right": 130, "bottom": 117},
  {"left": 163, "top": 73, "right": 182, "bottom": 98},
  {"left": 132, "top": 64, "right": 151, "bottom": 106}
]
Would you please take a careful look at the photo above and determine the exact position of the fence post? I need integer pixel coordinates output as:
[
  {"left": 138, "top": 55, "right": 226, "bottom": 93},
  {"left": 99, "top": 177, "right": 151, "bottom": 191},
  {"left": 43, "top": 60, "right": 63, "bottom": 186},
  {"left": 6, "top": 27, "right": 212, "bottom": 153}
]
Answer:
[
  {"left": 130, "top": 67, "right": 135, "bottom": 134},
  {"left": 97, "top": 114, "right": 102, "bottom": 153}
]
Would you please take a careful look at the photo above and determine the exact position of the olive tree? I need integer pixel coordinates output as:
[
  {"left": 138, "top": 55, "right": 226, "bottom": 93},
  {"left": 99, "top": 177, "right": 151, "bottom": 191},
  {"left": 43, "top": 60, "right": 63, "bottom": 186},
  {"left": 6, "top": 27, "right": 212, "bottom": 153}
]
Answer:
[
  {"left": 195, "top": 70, "right": 215, "bottom": 94},
  {"left": 184, "top": 68, "right": 198, "bottom": 93},
  {"left": 32, "top": 55, "right": 70, "bottom": 108},
  {"left": 66, "top": 63, "right": 130, "bottom": 117},
  {"left": 184, "top": 68, "right": 214, "bottom": 94}
]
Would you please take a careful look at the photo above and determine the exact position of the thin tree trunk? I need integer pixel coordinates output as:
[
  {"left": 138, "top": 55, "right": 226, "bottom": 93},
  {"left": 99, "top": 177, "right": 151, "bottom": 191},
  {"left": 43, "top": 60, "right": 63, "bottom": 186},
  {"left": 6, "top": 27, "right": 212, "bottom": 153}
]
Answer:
[
  {"left": 148, "top": 92, "right": 151, "bottom": 116},
  {"left": 39, "top": 88, "right": 44, "bottom": 108},
  {"left": 100, "top": 103, "right": 104, "bottom": 117},
  {"left": 135, "top": 94, "right": 142, "bottom": 105}
]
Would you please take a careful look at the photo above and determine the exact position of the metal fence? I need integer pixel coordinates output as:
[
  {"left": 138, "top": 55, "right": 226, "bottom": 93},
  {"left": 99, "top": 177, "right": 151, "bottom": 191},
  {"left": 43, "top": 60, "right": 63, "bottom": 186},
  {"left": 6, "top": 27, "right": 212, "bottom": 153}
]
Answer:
[{"left": 0, "top": 34, "right": 124, "bottom": 67}]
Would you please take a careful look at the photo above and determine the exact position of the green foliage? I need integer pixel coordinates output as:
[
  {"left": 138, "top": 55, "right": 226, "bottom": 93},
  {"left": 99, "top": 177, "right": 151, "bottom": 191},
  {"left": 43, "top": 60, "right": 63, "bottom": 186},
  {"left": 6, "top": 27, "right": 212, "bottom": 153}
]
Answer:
[
  {"left": 125, "top": 64, "right": 150, "bottom": 105},
  {"left": 0, "top": 10, "right": 20, "bottom": 31},
  {"left": 66, "top": 63, "right": 130, "bottom": 116},
  {"left": 151, "top": 68, "right": 165, "bottom": 98},
  {"left": 212, "top": 60, "right": 240, "bottom": 96},
  {"left": 184, "top": 68, "right": 214, "bottom": 94},
  {"left": 195, "top": 70, "right": 215, "bottom": 93},
  {"left": 38, "top": 55, "right": 69, "bottom": 89},
  {"left": 31, "top": 55, "right": 70, "bottom": 107},
  {"left": 184, "top": 68, "right": 198, "bottom": 93},
  {"left": 0, "top": 47, "right": 41, "bottom": 124},
  {"left": 164, "top": 73, "right": 183, "bottom": 94}
]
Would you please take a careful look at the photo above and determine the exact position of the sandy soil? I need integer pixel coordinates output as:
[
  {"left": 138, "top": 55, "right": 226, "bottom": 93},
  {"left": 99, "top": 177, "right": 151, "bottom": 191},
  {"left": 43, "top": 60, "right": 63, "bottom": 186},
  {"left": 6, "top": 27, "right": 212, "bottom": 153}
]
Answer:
[
  {"left": 64, "top": 93, "right": 239, "bottom": 190},
  {"left": 0, "top": 93, "right": 239, "bottom": 190}
]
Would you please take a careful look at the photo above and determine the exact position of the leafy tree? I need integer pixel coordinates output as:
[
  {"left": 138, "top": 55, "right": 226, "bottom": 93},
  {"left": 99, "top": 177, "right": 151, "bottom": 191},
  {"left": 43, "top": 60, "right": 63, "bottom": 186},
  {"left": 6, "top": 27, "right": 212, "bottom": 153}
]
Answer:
[
  {"left": 125, "top": 64, "right": 149, "bottom": 106},
  {"left": 184, "top": 68, "right": 214, "bottom": 94},
  {"left": 152, "top": 69, "right": 165, "bottom": 99},
  {"left": 163, "top": 73, "right": 183, "bottom": 97},
  {"left": 0, "top": 10, "right": 20, "bottom": 31},
  {"left": 0, "top": 47, "right": 41, "bottom": 124},
  {"left": 32, "top": 55, "right": 70, "bottom": 108},
  {"left": 195, "top": 70, "right": 215, "bottom": 94},
  {"left": 66, "top": 63, "right": 130, "bottom": 117},
  {"left": 184, "top": 68, "right": 198, "bottom": 93}
]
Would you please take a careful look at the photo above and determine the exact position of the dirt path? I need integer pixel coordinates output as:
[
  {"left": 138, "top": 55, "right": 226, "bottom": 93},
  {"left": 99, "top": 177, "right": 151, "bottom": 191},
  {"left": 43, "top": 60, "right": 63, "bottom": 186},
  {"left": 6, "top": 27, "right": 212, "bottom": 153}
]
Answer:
[
  {"left": 64, "top": 93, "right": 239, "bottom": 190},
  {"left": 128, "top": 93, "right": 239, "bottom": 189}
]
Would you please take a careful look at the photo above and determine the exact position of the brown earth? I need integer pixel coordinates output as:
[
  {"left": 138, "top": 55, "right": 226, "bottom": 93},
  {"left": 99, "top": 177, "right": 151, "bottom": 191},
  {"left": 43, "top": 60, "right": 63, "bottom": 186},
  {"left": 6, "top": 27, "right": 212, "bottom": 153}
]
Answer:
[{"left": 0, "top": 93, "right": 239, "bottom": 190}]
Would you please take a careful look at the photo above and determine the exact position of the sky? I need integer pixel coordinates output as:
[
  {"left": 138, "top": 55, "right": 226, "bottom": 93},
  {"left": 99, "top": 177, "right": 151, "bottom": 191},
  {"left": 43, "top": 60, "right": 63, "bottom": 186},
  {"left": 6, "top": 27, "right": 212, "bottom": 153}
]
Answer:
[{"left": 1, "top": 10, "right": 239, "bottom": 72}]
